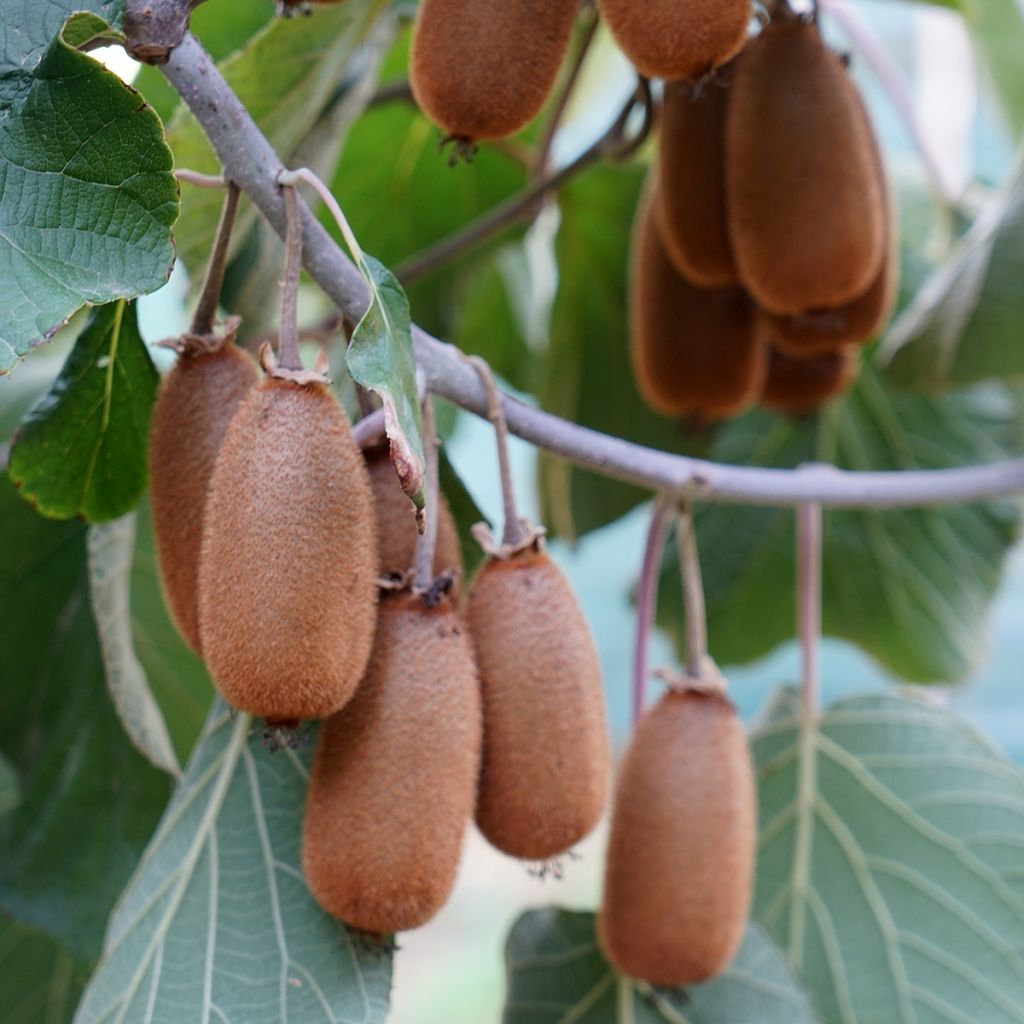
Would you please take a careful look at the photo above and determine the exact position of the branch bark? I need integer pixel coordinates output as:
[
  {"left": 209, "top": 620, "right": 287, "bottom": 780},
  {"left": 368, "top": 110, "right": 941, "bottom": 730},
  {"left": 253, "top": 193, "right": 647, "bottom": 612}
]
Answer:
[{"left": 159, "top": 31, "right": 1024, "bottom": 511}]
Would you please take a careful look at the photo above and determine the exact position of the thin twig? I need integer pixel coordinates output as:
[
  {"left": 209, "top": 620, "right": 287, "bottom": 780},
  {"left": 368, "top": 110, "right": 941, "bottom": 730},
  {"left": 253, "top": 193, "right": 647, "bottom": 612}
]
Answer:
[
  {"left": 412, "top": 395, "right": 440, "bottom": 588},
  {"left": 278, "top": 184, "right": 304, "bottom": 371},
  {"left": 797, "top": 502, "right": 823, "bottom": 717},
  {"left": 190, "top": 181, "right": 241, "bottom": 336},
  {"left": 159, "top": 33, "right": 1024, "bottom": 510},
  {"left": 632, "top": 496, "right": 674, "bottom": 725},
  {"left": 395, "top": 80, "right": 653, "bottom": 284},
  {"left": 676, "top": 505, "right": 708, "bottom": 678},
  {"left": 280, "top": 167, "right": 365, "bottom": 265},
  {"left": 470, "top": 356, "right": 526, "bottom": 548}
]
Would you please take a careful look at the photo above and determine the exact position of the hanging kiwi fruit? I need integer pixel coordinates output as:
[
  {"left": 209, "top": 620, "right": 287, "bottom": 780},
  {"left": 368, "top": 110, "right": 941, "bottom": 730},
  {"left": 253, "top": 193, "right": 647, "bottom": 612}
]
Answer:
[
  {"left": 197, "top": 185, "right": 379, "bottom": 722},
  {"left": 410, "top": 0, "right": 580, "bottom": 148},
  {"left": 631, "top": 178, "right": 766, "bottom": 421},
  {"left": 761, "top": 344, "right": 860, "bottom": 415},
  {"left": 597, "top": 0, "right": 751, "bottom": 81},
  {"left": 465, "top": 361, "right": 610, "bottom": 862},
  {"left": 725, "top": 12, "right": 886, "bottom": 316}
]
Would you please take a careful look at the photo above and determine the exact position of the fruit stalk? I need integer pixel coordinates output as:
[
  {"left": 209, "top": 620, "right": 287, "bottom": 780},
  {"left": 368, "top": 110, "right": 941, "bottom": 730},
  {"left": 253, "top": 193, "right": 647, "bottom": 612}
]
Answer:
[
  {"left": 632, "top": 495, "right": 673, "bottom": 724},
  {"left": 278, "top": 183, "right": 304, "bottom": 372},
  {"left": 677, "top": 506, "right": 708, "bottom": 679},
  {"left": 190, "top": 180, "right": 240, "bottom": 336},
  {"left": 797, "top": 501, "right": 823, "bottom": 716},
  {"left": 412, "top": 395, "right": 441, "bottom": 590}
]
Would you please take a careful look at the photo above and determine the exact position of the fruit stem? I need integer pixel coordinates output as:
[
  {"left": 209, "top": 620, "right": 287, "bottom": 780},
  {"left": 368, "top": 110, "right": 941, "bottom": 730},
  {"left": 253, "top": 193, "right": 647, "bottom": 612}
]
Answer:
[
  {"left": 277, "top": 182, "right": 305, "bottom": 372},
  {"left": 677, "top": 505, "right": 708, "bottom": 679},
  {"left": 632, "top": 495, "right": 674, "bottom": 725},
  {"left": 279, "top": 166, "right": 365, "bottom": 265},
  {"left": 470, "top": 356, "right": 527, "bottom": 549},
  {"left": 190, "top": 180, "right": 241, "bottom": 337},
  {"left": 412, "top": 394, "right": 440, "bottom": 590},
  {"left": 797, "top": 502, "right": 823, "bottom": 716}
]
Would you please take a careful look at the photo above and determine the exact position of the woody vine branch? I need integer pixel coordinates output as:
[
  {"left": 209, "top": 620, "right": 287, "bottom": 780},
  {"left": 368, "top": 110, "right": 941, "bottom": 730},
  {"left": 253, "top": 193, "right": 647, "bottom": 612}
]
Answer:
[{"left": 159, "top": 30, "right": 1024, "bottom": 511}]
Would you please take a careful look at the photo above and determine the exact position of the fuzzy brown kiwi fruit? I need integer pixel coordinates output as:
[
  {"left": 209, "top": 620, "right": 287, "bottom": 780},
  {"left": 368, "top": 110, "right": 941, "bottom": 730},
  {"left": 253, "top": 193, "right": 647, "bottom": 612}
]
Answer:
[
  {"left": 656, "top": 75, "right": 738, "bottom": 288},
  {"left": 467, "top": 546, "right": 609, "bottom": 861},
  {"left": 409, "top": 0, "right": 579, "bottom": 144},
  {"left": 631, "top": 180, "right": 766, "bottom": 420},
  {"left": 198, "top": 377, "right": 378, "bottom": 720},
  {"left": 599, "top": 687, "right": 756, "bottom": 987},
  {"left": 726, "top": 17, "right": 885, "bottom": 316},
  {"left": 761, "top": 345, "right": 860, "bottom": 415},
  {"left": 302, "top": 588, "right": 482, "bottom": 933},
  {"left": 148, "top": 340, "right": 257, "bottom": 654},
  {"left": 597, "top": 0, "right": 750, "bottom": 81},
  {"left": 365, "top": 445, "right": 463, "bottom": 584}
]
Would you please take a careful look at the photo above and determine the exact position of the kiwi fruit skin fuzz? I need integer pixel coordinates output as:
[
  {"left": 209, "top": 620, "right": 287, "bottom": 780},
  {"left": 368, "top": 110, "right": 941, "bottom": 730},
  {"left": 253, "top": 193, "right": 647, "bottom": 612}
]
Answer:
[
  {"left": 302, "top": 590, "right": 482, "bottom": 934},
  {"left": 761, "top": 345, "right": 860, "bottom": 416},
  {"left": 410, "top": 0, "right": 579, "bottom": 143},
  {"left": 656, "top": 76, "right": 738, "bottom": 288},
  {"left": 198, "top": 378, "right": 378, "bottom": 721},
  {"left": 726, "top": 18, "right": 885, "bottom": 316},
  {"left": 366, "top": 445, "right": 463, "bottom": 585},
  {"left": 599, "top": 689, "right": 757, "bottom": 988},
  {"left": 149, "top": 341, "right": 257, "bottom": 654},
  {"left": 467, "top": 547, "right": 610, "bottom": 861},
  {"left": 597, "top": 0, "right": 750, "bottom": 81},
  {"left": 631, "top": 181, "right": 766, "bottom": 421}
]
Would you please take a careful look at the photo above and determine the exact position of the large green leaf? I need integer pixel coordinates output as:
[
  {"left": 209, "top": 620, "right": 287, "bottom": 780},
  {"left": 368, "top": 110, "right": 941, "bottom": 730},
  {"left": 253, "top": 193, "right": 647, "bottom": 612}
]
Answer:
[
  {"left": 0, "top": 476, "right": 171, "bottom": 962},
  {"left": 754, "top": 689, "right": 1024, "bottom": 1023},
  {"left": 881, "top": 154, "right": 1024, "bottom": 390},
  {"left": 657, "top": 368, "right": 1022, "bottom": 683},
  {"left": 167, "top": 0, "right": 389, "bottom": 277},
  {"left": 0, "top": 917, "right": 87, "bottom": 1024},
  {"left": 9, "top": 302, "right": 159, "bottom": 523},
  {"left": 503, "top": 908, "right": 818, "bottom": 1023},
  {"left": 74, "top": 703, "right": 393, "bottom": 1024},
  {"left": 346, "top": 254, "right": 426, "bottom": 507},
  {"left": 539, "top": 165, "right": 709, "bottom": 540},
  {"left": 0, "top": 4, "right": 176, "bottom": 374}
]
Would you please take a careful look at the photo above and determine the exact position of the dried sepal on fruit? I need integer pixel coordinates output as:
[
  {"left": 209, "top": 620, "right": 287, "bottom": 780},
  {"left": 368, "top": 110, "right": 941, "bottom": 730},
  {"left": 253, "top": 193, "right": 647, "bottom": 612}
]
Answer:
[
  {"left": 726, "top": 15, "right": 885, "bottom": 315},
  {"left": 597, "top": 0, "right": 750, "bottom": 81},
  {"left": 302, "top": 585, "right": 482, "bottom": 934},
  {"left": 198, "top": 347, "right": 378, "bottom": 721},
  {"left": 761, "top": 344, "right": 860, "bottom": 416},
  {"left": 631, "top": 179, "right": 766, "bottom": 420},
  {"left": 467, "top": 529, "right": 610, "bottom": 862},
  {"left": 410, "top": 0, "right": 579, "bottom": 148},
  {"left": 148, "top": 320, "right": 257, "bottom": 654},
  {"left": 599, "top": 668, "right": 757, "bottom": 987},
  {"left": 656, "top": 73, "right": 738, "bottom": 289},
  {"left": 365, "top": 443, "right": 463, "bottom": 586}
]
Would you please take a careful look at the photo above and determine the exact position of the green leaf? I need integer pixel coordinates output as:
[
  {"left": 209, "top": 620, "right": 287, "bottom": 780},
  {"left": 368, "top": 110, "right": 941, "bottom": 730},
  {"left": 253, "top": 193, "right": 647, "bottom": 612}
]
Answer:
[
  {"left": 0, "top": 749, "right": 19, "bottom": 816},
  {"left": 9, "top": 301, "right": 158, "bottom": 523},
  {"left": 963, "top": 0, "right": 1024, "bottom": 134},
  {"left": 346, "top": 253, "right": 426, "bottom": 507},
  {"left": 0, "top": 917, "right": 87, "bottom": 1024},
  {"left": 74, "top": 703, "right": 393, "bottom": 1024},
  {"left": 539, "top": 165, "right": 709, "bottom": 540},
  {"left": 503, "top": 908, "right": 818, "bottom": 1023},
  {"left": 753, "top": 689, "right": 1024, "bottom": 1023},
  {"left": 881, "top": 156, "right": 1024, "bottom": 390},
  {"left": 0, "top": 475, "right": 171, "bottom": 962},
  {"left": 166, "top": 0, "right": 390, "bottom": 277},
  {"left": 87, "top": 514, "right": 181, "bottom": 777},
  {"left": 0, "top": 6, "right": 177, "bottom": 374},
  {"left": 657, "top": 368, "right": 1022, "bottom": 683}
]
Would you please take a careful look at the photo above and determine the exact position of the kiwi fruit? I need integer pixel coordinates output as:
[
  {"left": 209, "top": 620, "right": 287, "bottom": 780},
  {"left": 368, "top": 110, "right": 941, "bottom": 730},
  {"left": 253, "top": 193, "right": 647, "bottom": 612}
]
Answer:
[
  {"left": 761, "top": 345, "right": 860, "bottom": 415},
  {"left": 366, "top": 445, "right": 462, "bottom": 584},
  {"left": 409, "top": 0, "right": 579, "bottom": 143},
  {"left": 198, "top": 377, "right": 378, "bottom": 721},
  {"left": 302, "top": 589, "right": 482, "bottom": 933},
  {"left": 597, "top": 0, "right": 750, "bottom": 81},
  {"left": 631, "top": 180, "right": 766, "bottom": 420},
  {"left": 148, "top": 339, "right": 257, "bottom": 654},
  {"left": 656, "top": 76, "right": 738, "bottom": 288},
  {"left": 467, "top": 546, "right": 609, "bottom": 861},
  {"left": 599, "top": 687, "right": 756, "bottom": 987},
  {"left": 726, "top": 17, "right": 885, "bottom": 316}
]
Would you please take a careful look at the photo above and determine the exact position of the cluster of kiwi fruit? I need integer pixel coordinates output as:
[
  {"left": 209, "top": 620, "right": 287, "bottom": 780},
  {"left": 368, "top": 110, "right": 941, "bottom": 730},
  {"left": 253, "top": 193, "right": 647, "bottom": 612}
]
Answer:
[
  {"left": 632, "top": 3, "right": 895, "bottom": 421},
  {"left": 148, "top": 323, "right": 610, "bottom": 934}
]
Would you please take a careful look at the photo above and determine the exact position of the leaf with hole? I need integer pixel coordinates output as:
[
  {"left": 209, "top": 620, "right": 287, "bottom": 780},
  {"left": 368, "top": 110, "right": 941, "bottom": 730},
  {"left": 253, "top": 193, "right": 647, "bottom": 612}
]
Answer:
[{"left": 753, "top": 689, "right": 1024, "bottom": 1023}]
